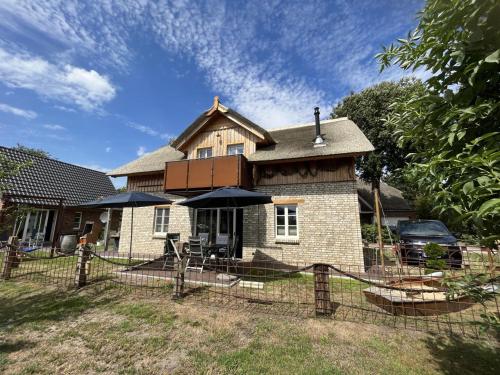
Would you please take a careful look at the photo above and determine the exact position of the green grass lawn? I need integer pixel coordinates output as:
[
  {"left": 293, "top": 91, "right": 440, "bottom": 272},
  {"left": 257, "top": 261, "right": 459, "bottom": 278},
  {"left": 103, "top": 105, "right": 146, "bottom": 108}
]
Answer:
[{"left": 0, "top": 280, "right": 498, "bottom": 375}]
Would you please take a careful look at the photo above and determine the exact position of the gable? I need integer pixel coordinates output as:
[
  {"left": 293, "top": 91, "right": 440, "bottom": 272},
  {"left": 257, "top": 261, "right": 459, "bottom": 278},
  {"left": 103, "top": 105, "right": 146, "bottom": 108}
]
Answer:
[
  {"left": 181, "top": 113, "right": 262, "bottom": 159},
  {"left": 171, "top": 98, "right": 274, "bottom": 151}
]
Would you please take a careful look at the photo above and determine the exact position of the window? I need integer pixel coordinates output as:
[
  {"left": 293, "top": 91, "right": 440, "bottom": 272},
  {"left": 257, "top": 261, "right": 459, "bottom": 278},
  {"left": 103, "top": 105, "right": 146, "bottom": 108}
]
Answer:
[
  {"left": 73, "top": 212, "right": 82, "bottom": 230},
  {"left": 197, "top": 147, "right": 213, "bottom": 159},
  {"left": 227, "top": 143, "right": 244, "bottom": 155},
  {"left": 275, "top": 205, "right": 298, "bottom": 239},
  {"left": 154, "top": 207, "right": 170, "bottom": 235}
]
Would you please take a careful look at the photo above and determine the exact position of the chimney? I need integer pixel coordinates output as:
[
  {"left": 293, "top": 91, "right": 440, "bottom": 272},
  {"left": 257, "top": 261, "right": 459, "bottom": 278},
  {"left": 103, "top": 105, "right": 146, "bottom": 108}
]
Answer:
[{"left": 313, "top": 107, "right": 326, "bottom": 147}]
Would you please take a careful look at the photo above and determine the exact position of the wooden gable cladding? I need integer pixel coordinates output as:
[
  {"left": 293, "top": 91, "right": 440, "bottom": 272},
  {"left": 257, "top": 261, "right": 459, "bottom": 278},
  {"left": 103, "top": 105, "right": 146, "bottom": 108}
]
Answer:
[
  {"left": 181, "top": 114, "right": 261, "bottom": 159},
  {"left": 127, "top": 173, "right": 164, "bottom": 193},
  {"left": 254, "top": 157, "right": 355, "bottom": 186}
]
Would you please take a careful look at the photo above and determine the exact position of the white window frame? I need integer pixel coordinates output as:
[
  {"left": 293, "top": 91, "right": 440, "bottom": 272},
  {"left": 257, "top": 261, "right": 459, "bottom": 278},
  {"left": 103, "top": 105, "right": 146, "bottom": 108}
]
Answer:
[
  {"left": 227, "top": 143, "right": 244, "bottom": 155},
  {"left": 275, "top": 204, "right": 299, "bottom": 241},
  {"left": 154, "top": 207, "right": 170, "bottom": 237},
  {"left": 73, "top": 212, "right": 82, "bottom": 230},
  {"left": 197, "top": 147, "right": 213, "bottom": 159}
]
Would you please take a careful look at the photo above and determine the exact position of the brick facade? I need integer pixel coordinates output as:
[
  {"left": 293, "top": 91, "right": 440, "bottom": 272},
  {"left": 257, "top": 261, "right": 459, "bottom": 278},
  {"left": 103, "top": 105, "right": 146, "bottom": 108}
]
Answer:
[
  {"left": 242, "top": 181, "right": 364, "bottom": 266},
  {"left": 117, "top": 181, "right": 364, "bottom": 267},
  {"left": 0, "top": 202, "right": 113, "bottom": 244},
  {"left": 119, "top": 200, "right": 193, "bottom": 254}
]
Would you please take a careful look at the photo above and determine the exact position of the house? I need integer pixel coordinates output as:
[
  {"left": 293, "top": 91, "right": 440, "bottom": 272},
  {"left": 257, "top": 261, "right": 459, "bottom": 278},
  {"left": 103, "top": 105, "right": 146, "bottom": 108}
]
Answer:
[
  {"left": 357, "top": 179, "right": 415, "bottom": 228},
  {"left": 0, "top": 146, "right": 117, "bottom": 246},
  {"left": 108, "top": 97, "right": 375, "bottom": 266}
]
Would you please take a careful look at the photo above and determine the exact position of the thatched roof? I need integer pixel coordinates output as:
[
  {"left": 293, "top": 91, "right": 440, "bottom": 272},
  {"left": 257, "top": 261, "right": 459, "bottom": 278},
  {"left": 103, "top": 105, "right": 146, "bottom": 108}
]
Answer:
[
  {"left": 357, "top": 179, "right": 412, "bottom": 212},
  {"left": 108, "top": 145, "right": 184, "bottom": 177},
  {"left": 248, "top": 118, "right": 374, "bottom": 162},
  {"left": 108, "top": 103, "right": 374, "bottom": 177}
]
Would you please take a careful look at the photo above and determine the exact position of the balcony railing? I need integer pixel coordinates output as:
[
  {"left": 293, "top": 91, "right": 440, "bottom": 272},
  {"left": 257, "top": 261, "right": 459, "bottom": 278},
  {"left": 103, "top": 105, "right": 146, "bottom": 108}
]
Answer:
[{"left": 164, "top": 154, "right": 251, "bottom": 192}]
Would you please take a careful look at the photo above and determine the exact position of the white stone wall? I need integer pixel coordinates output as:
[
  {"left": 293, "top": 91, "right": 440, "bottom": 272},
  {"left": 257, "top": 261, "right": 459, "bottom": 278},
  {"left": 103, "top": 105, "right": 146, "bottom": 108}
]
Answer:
[
  {"left": 242, "top": 181, "right": 364, "bottom": 267},
  {"left": 119, "top": 202, "right": 193, "bottom": 255}
]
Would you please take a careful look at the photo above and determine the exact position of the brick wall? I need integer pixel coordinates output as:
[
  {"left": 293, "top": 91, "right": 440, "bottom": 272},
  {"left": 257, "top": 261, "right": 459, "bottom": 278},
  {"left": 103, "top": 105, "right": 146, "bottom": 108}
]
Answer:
[
  {"left": 0, "top": 205, "right": 111, "bottom": 244},
  {"left": 119, "top": 200, "right": 193, "bottom": 254},
  {"left": 59, "top": 208, "right": 108, "bottom": 244},
  {"left": 242, "top": 181, "right": 364, "bottom": 267},
  {"left": 117, "top": 180, "right": 364, "bottom": 267}
]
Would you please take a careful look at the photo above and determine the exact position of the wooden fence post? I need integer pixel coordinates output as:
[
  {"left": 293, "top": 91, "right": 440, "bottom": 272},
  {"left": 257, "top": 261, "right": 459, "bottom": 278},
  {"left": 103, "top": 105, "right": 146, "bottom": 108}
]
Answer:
[
  {"left": 1, "top": 236, "right": 19, "bottom": 280},
  {"left": 172, "top": 242, "right": 187, "bottom": 300},
  {"left": 75, "top": 239, "right": 91, "bottom": 288},
  {"left": 313, "top": 264, "right": 332, "bottom": 316}
]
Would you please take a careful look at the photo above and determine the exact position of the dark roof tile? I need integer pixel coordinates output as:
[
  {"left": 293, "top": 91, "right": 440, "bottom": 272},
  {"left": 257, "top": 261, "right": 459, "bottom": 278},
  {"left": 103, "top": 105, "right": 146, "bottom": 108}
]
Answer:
[{"left": 0, "top": 146, "right": 116, "bottom": 207}]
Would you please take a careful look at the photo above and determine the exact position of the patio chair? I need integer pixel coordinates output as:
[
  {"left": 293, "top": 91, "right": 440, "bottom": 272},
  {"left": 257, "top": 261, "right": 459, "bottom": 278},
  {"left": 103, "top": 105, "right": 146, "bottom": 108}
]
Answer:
[
  {"left": 216, "top": 234, "right": 230, "bottom": 258},
  {"left": 186, "top": 236, "right": 208, "bottom": 273},
  {"left": 227, "top": 235, "right": 239, "bottom": 273},
  {"left": 162, "top": 238, "right": 181, "bottom": 270},
  {"left": 199, "top": 232, "right": 209, "bottom": 246}
]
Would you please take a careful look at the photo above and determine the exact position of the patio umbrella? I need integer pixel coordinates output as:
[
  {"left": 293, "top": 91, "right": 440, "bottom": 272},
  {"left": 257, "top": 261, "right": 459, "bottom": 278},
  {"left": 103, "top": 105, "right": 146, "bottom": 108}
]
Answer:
[
  {"left": 178, "top": 187, "right": 272, "bottom": 209},
  {"left": 179, "top": 187, "right": 272, "bottom": 270},
  {"left": 80, "top": 192, "right": 172, "bottom": 260}
]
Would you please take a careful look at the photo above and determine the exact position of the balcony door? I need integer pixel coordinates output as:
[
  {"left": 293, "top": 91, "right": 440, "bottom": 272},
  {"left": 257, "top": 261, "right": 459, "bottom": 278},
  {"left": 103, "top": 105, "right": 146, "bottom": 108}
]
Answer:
[{"left": 194, "top": 208, "right": 243, "bottom": 258}]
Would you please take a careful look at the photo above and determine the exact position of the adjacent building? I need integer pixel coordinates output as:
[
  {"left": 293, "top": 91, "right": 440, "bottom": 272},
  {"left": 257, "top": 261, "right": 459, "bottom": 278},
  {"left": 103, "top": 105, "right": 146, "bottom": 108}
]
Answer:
[
  {"left": 357, "top": 179, "right": 415, "bottom": 229},
  {"left": 109, "top": 98, "right": 375, "bottom": 266},
  {"left": 0, "top": 146, "right": 117, "bottom": 246}
]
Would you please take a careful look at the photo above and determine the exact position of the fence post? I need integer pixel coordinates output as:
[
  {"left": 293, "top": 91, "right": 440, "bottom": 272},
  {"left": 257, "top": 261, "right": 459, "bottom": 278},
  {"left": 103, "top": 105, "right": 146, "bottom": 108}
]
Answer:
[
  {"left": 75, "top": 239, "right": 91, "bottom": 288},
  {"left": 1, "top": 236, "right": 19, "bottom": 280},
  {"left": 172, "top": 242, "right": 187, "bottom": 300},
  {"left": 313, "top": 263, "right": 332, "bottom": 316}
]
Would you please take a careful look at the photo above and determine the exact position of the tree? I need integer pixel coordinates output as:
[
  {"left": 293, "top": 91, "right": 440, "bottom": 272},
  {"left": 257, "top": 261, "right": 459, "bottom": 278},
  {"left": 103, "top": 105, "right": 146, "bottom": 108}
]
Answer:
[
  {"left": 0, "top": 153, "right": 26, "bottom": 193},
  {"left": 14, "top": 144, "right": 53, "bottom": 159},
  {"left": 377, "top": 0, "right": 500, "bottom": 245},
  {"left": 331, "top": 78, "right": 426, "bottom": 192},
  {"left": 0, "top": 151, "right": 31, "bottom": 239}
]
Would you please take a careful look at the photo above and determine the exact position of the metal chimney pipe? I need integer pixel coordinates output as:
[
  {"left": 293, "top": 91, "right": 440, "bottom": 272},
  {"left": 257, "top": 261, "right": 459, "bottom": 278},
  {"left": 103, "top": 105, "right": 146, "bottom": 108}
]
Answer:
[
  {"left": 313, "top": 107, "right": 325, "bottom": 146},
  {"left": 314, "top": 107, "right": 321, "bottom": 136}
]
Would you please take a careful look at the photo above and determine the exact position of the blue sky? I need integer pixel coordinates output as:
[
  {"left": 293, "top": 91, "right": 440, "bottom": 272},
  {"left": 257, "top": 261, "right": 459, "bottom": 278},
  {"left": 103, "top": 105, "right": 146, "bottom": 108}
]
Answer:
[{"left": 0, "top": 0, "right": 424, "bottom": 187}]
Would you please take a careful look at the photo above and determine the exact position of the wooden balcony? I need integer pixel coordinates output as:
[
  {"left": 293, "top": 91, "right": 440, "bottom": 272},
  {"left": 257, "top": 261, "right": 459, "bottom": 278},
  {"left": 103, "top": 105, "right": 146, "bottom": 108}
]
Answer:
[{"left": 164, "top": 155, "right": 251, "bottom": 192}]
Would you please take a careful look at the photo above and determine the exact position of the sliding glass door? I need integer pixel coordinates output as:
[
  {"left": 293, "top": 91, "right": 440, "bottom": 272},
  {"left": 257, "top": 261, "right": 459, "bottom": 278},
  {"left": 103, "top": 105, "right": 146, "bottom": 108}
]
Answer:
[{"left": 194, "top": 208, "right": 242, "bottom": 255}]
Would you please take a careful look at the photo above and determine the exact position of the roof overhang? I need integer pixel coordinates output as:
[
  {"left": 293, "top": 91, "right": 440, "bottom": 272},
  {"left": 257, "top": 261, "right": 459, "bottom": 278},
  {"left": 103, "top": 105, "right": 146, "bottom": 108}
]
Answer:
[{"left": 249, "top": 152, "right": 367, "bottom": 165}]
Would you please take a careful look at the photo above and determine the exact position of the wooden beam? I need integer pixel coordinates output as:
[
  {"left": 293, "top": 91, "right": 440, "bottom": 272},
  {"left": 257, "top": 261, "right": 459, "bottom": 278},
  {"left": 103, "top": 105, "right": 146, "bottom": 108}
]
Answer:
[{"left": 272, "top": 198, "right": 305, "bottom": 205}]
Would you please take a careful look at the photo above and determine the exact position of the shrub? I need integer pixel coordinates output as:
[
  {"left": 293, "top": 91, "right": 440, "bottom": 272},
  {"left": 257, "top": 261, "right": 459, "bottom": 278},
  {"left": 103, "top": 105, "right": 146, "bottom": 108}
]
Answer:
[
  {"left": 361, "top": 224, "right": 392, "bottom": 244},
  {"left": 423, "top": 242, "right": 446, "bottom": 270}
]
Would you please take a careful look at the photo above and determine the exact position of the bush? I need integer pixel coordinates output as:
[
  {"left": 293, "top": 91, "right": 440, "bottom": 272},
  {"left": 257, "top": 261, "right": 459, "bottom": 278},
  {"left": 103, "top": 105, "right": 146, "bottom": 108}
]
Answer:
[
  {"left": 423, "top": 242, "right": 446, "bottom": 270},
  {"left": 361, "top": 224, "right": 392, "bottom": 244}
]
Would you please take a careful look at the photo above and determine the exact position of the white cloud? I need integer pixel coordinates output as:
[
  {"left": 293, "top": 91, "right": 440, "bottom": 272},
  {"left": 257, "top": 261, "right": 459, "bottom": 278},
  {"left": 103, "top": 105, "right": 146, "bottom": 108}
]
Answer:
[
  {"left": 0, "top": 102, "right": 37, "bottom": 119},
  {"left": 77, "top": 164, "right": 111, "bottom": 173},
  {"left": 42, "top": 124, "right": 65, "bottom": 130},
  {"left": 54, "top": 105, "right": 76, "bottom": 113},
  {"left": 136, "top": 146, "right": 146, "bottom": 157},
  {"left": 0, "top": 47, "right": 116, "bottom": 111},
  {"left": 0, "top": 1, "right": 423, "bottom": 126},
  {"left": 127, "top": 122, "right": 174, "bottom": 141},
  {"left": 105, "top": 146, "right": 111, "bottom": 153},
  {"left": 0, "top": 0, "right": 137, "bottom": 71},
  {"left": 110, "top": 176, "right": 126, "bottom": 189}
]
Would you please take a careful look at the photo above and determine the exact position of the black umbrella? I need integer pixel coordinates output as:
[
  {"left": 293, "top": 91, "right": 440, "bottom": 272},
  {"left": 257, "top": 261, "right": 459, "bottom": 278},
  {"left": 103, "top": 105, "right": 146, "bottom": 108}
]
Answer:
[
  {"left": 80, "top": 192, "right": 172, "bottom": 259},
  {"left": 179, "top": 187, "right": 272, "bottom": 269},
  {"left": 178, "top": 187, "right": 272, "bottom": 209}
]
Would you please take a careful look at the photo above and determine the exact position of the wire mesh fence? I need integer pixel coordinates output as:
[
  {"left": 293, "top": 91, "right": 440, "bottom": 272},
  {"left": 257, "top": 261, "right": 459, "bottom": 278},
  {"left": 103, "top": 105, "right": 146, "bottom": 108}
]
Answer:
[{"left": 1, "top": 241, "right": 498, "bottom": 337}]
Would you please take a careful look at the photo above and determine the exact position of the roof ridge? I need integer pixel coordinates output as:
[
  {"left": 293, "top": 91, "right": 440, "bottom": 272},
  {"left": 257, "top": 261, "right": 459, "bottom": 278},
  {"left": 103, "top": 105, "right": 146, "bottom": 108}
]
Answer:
[
  {"left": 0, "top": 146, "right": 109, "bottom": 176},
  {"left": 268, "top": 117, "right": 348, "bottom": 132}
]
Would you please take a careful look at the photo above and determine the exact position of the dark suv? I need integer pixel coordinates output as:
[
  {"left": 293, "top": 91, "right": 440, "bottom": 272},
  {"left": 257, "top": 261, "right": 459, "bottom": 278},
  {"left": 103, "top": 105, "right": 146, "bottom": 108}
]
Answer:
[{"left": 396, "top": 220, "right": 462, "bottom": 268}]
